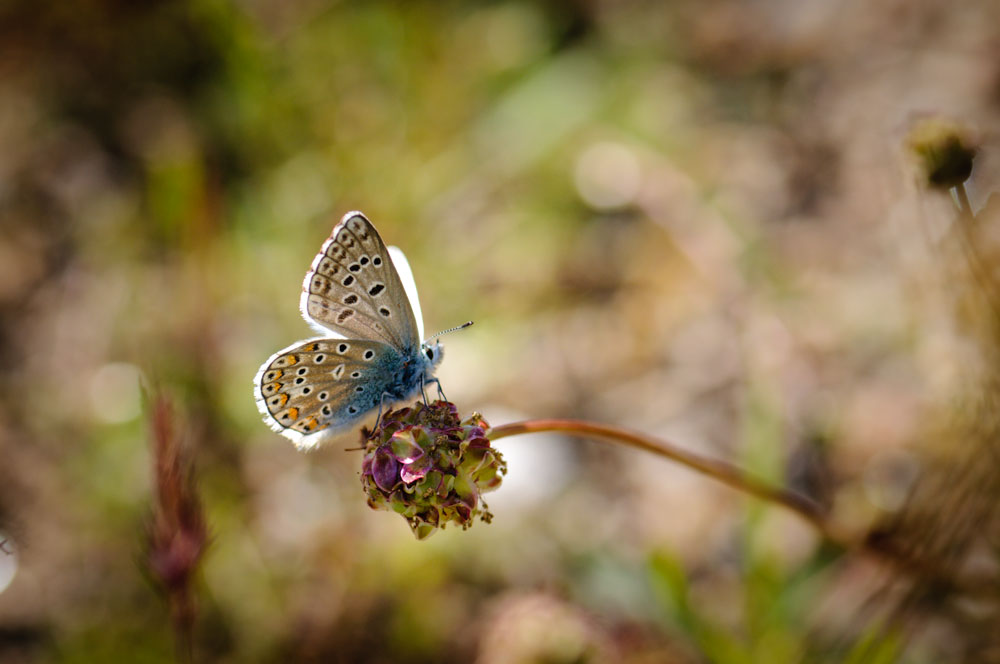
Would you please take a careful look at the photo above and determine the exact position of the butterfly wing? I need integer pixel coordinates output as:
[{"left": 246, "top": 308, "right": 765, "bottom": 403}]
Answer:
[
  {"left": 254, "top": 338, "right": 409, "bottom": 449},
  {"left": 387, "top": 245, "right": 425, "bottom": 342},
  {"left": 300, "top": 212, "right": 421, "bottom": 350}
]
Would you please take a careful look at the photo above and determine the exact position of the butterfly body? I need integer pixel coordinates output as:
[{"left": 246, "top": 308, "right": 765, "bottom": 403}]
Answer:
[{"left": 254, "top": 212, "right": 444, "bottom": 449}]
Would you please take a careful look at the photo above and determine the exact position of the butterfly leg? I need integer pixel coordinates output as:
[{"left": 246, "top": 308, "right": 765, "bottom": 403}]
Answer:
[
  {"left": 419, "top": 375, "right": 430, "bottom": 405},
  {"left": 425, "top": 377, "right": 447, "bottom": 402},
  {"left": 375, "top": 391, "right": 394, "bottom": 429}
]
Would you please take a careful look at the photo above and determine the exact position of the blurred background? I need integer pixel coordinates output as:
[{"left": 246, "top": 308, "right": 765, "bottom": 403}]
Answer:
[{"left": 1, "top": 0, "right": 1000, "bottom": 662}]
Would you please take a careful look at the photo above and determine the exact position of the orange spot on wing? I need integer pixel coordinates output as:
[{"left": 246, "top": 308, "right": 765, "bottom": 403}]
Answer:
[{"left": 286, "top": 355, "right": 299, "bottom": 365}]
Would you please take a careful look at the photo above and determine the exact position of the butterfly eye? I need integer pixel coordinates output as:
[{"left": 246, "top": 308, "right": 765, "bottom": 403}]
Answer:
[{"left": 425, "top": 348, "right": 435, "bottom": 361}]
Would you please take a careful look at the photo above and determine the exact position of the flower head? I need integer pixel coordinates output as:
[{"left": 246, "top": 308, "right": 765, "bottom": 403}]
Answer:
[
  {"left": 361, "top": 401, "right": 507, "bottom": 539},
  {"left": 907, "top": 117, "right": 978, "bottom": 189}
]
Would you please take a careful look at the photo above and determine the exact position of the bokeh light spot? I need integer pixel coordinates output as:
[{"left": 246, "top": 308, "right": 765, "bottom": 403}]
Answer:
[
  {"left": 88, "top": 362, "right": 143, "bottom": 424},
  {"left": 573, "top": 141, "right": 641, "bottom": 210}
]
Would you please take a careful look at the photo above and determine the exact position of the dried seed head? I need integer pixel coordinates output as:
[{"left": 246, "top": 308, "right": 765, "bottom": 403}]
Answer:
[
  {"left": 147, "top": 396, "right": 208, "bottom": 596},
  {"left": 907, "top": 117, "right": 978, "bottom": 190}
]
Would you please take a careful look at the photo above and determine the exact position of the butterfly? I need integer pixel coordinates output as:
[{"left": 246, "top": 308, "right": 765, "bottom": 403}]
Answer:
[{"left": 254, "top": 211, "right": 447, "bottom": 449}]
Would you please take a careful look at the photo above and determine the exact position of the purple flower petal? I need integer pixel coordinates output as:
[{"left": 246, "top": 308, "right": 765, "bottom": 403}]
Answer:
[
  {"left": 372, "top": 448, "right": 400, "bottom": 492},
  {"left": 466, "top": 434, "right": 490, "bottom": 448},
  {"left": 400, "top": 454, "right": 434, "bottom": 484}
]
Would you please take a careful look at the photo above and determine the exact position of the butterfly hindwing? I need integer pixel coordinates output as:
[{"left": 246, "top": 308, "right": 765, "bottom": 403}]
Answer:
[
  {"left": 254, "top": 338, "right": 409, "bottom": 449},
  {"left": 300, "top": 212, "right": 421, "bottom": 351}
]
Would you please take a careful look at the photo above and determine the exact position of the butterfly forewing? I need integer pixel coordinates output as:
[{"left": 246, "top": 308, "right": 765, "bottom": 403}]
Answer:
[
  {"left": 255, "top": 338, "right": 403, "bottom": 448},
  {"left": 300, "top": 212, "right": 420, "bottom": 351}
]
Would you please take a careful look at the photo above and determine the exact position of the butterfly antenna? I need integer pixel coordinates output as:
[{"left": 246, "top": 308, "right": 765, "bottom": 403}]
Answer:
[{"left": 425, "top": 321, "right": 474, "bottom": 341}]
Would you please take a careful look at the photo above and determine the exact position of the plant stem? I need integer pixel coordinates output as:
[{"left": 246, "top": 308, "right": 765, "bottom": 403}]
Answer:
[
  {"left": 488, "top": 418, "right": 838, "bottom": 542},
  {"left": 488, "top": 417, "right": 1000, "bottom": 596},
  {"left": 952, "top": 183, "right": 1000, "bottom": 319},
  {"left": 171, "top": 592, "right": 194, "bottom": 664},
  {"left": 955, "top": 181, "right": 974, "bottom": 222}
]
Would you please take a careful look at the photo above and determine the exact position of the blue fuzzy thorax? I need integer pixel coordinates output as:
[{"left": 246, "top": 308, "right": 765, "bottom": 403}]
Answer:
[{"left": 372, "top": 341, "right": 443, "bottom": 405}]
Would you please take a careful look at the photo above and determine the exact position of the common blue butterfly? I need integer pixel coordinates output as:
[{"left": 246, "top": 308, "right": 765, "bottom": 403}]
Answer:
[{"left": 254, "top": 212, "right": 444, "bottom": 449}]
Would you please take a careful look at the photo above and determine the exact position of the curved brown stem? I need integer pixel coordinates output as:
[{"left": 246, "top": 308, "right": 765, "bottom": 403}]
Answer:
[
  {"left": 488, "top": 418, "right": 1000, "bottom": 596},
  {"left": 488, "top": 419, "right": 842, "bottom": 544}
]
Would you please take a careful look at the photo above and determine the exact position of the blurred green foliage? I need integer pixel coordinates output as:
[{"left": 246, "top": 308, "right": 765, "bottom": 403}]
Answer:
[{"left": 1, "top": 0, "right": 999, "bottom": 662}]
